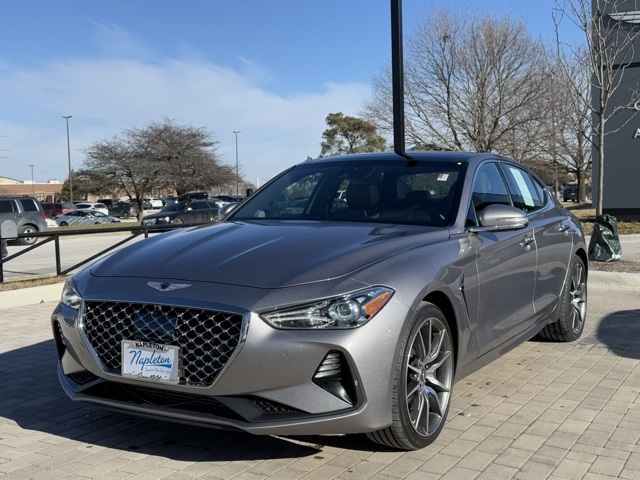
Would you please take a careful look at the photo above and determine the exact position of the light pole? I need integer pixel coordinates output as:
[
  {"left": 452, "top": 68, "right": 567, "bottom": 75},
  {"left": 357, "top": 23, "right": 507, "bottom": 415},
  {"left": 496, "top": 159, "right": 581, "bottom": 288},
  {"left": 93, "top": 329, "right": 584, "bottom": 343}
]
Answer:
[
  {"left": 233, "top": 130, "right": 241, "bottom": 196},
  {"left": 28, "top": 164, "right": 35, "bottom": 197},
  {"left": 62, "top": 115, "right": 73, "bottom": 202}
]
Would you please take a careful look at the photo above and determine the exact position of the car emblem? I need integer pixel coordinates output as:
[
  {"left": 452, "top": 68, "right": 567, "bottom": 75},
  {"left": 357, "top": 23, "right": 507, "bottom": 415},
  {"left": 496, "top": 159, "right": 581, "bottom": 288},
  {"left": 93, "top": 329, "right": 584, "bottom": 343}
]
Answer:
[{"left": 147, "top": 281, "right": 191, "bottom": 292}]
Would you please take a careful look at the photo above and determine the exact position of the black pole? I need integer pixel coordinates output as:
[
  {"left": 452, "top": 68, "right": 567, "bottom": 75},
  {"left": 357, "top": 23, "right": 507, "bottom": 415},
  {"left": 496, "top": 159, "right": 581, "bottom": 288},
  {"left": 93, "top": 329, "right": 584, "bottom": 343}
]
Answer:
[{"left": 391, "top": 0, "right": 406, "bottom": 156}]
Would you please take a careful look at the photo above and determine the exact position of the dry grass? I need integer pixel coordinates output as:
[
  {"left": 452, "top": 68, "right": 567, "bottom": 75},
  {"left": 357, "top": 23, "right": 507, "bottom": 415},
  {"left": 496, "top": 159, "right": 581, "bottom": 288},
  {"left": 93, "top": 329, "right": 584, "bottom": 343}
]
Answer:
[
  {"left": 565, "top": 203, "right": 640, "bottom": 235},
  {"left": 0, "top": 275, "right": 68, "bottom": 292}
]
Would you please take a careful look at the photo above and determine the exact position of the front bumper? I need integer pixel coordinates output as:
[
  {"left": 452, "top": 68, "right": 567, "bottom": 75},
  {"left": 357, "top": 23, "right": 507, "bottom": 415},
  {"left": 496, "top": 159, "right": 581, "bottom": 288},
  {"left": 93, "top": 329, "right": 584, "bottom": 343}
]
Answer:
[{"left": 51, "top": 286, "right": 409, "bottom": 436}]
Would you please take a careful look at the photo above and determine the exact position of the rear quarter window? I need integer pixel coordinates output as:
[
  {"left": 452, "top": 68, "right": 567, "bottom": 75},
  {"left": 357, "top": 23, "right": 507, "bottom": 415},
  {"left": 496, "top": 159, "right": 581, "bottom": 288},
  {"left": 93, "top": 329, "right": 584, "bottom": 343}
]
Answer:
[{"left": 20, "top": 199, "right": 39, "bottom": 212}]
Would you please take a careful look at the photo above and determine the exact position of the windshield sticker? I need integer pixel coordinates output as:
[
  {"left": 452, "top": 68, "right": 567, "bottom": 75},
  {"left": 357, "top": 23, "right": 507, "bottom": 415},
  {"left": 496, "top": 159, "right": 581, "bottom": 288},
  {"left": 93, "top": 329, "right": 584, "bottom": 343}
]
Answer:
[{"left": 437, "top": 173, "right": 449, "bottom": 182}]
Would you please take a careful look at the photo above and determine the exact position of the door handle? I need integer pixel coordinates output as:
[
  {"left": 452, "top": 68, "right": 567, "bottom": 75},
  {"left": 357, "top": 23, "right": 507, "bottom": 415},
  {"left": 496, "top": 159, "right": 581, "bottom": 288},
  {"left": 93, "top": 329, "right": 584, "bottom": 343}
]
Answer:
[
  {"left": 519, "top": 236, "right": 534, "bottom": 247},
  {"left": 558, "top": 224, "right": 571, "bottom": 233}
]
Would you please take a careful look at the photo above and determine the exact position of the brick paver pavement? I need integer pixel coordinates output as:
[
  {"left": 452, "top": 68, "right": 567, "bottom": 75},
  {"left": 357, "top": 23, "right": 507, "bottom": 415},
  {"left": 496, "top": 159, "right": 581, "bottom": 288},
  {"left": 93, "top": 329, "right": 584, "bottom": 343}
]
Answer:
[{"left": 1, "top": 285, "right": 639, "bottom": 480}]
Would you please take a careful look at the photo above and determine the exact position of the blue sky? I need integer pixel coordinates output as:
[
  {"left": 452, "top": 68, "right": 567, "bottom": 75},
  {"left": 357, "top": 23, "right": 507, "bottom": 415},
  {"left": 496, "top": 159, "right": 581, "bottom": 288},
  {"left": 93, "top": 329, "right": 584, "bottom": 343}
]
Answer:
[{"left": 0, "top": 0, "right": 581, "bottom": 189}]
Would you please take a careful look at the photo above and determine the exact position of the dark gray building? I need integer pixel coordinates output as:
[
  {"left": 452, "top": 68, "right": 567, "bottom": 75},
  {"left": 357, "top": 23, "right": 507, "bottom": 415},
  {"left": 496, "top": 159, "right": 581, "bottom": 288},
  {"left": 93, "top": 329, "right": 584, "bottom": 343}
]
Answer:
[{"left": 592, "top": 1, "right": 640, "bottom": 219}]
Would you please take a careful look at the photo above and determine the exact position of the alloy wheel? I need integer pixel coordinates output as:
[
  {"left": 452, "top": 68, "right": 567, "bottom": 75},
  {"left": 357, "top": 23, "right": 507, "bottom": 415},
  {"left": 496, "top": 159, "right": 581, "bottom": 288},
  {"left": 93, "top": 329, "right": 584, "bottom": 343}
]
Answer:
[
  {"left": 405, "top": 316, "right": 453, "bottom": 437},
  {"left": 570, "top": 262, "right": 587, "bottom": 333}
]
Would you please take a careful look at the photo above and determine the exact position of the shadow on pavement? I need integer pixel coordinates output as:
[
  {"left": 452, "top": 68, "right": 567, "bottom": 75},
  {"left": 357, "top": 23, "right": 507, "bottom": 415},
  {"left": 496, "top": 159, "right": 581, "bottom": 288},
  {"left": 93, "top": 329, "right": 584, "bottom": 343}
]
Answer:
[
  {"left": 1, "top": 339, "right": 383, "bottom": 461},
  {"left": 581, "top": 309, "right": 640, "bottom": 360}
]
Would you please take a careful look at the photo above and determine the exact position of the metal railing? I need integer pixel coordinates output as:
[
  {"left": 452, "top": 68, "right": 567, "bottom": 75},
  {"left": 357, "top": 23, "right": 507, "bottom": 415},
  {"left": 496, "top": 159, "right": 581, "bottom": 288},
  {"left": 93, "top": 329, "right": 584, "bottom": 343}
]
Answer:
[{"left": 0, "top": 223, "right": 196, "bottom": 283}]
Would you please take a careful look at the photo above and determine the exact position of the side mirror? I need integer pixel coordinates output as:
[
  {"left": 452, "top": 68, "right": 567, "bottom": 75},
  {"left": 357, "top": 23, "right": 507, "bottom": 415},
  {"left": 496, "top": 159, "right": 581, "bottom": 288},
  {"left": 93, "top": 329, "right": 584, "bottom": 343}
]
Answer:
[{"left": 468, "top": 204, "right": 528, "bottom": 233}]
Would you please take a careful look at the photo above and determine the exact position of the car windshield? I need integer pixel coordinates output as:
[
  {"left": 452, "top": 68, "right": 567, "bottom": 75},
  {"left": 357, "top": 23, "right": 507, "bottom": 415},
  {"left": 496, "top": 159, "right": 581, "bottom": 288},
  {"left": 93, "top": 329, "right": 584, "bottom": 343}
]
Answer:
[
  {"left": 89, "top": 211, "right": 107, "bottom": 217},
  {"left": 230, "top": 159, "right": 466, "bottom": 227}
]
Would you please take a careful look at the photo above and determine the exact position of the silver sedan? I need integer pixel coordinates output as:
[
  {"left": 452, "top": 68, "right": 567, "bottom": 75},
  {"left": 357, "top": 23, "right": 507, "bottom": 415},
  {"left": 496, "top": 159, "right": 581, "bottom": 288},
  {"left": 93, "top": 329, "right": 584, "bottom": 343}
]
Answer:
[
  {"left": 52, "top": 152, "right": 587, "bottom": 450},
  {"left": 55, "top": 210, "right": 121, "bottom": 226}
]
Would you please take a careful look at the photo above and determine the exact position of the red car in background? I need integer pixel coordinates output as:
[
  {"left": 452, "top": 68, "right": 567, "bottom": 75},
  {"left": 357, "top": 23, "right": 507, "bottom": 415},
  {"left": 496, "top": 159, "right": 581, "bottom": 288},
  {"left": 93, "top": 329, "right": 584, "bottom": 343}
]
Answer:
[{"left": 42, "top": 202, "right": 76, "bottom": 219}]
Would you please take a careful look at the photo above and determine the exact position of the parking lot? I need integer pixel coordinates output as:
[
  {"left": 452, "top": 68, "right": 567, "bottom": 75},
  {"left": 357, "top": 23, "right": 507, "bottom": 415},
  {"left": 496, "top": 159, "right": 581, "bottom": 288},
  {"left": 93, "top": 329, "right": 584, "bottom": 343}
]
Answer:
[{"left": 1, "top": 280, "right": 639, "bottom": 480}]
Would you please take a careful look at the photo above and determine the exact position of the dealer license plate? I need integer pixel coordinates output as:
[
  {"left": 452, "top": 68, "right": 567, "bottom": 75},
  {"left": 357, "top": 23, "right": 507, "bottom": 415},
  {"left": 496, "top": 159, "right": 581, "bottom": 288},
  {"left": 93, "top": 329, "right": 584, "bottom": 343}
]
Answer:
[{"left": 121, "top": 340, "right": 180, "bottom": 384}]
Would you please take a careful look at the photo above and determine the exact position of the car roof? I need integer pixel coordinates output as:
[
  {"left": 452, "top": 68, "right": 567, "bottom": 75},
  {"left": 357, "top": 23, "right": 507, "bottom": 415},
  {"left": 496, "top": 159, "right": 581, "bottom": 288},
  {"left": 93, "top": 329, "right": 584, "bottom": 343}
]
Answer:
[{"left": 302, "top": 150, "right": 506, "bottom": 167}]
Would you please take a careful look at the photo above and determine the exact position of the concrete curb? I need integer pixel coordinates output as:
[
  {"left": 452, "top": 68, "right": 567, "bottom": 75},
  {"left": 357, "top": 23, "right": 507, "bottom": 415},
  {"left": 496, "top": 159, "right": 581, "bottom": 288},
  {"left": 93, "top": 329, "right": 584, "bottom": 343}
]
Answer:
[
  {"left": 0, "top": 282, "right": 64, "bottom": 310},
  {"left": 588, "top": 270, "right": 640, "bottom": 289}
]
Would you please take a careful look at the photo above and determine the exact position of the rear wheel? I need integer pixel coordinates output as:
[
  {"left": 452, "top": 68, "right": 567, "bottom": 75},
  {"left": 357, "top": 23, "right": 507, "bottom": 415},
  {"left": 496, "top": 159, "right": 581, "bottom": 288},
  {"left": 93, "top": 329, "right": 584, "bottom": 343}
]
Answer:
[
  {"left": 367, "top": 302, "right": 454, "bottom": 450},
  {"left": 539, "top": 255, "right": 587, "bottom": 342},
  {"left": 17, "top": 225, "right": 38, "bottom": 245}
]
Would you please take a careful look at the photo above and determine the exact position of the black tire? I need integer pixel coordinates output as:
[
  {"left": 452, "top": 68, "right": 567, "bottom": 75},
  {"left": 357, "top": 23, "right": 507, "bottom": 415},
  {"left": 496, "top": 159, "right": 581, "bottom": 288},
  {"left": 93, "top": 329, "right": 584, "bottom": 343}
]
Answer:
[
  {"left": 122, "top": 212, "right": 129, "bottom": 219},
  {"left": 172, "top": 217, "right": 184, "bottom": 224},
  {"left": 17, "top": 225, "right": 38, "bottom": 245},
  {"left": 539, "top": 255, "right": 587, "bottom": 342},
  {"left": 59, "top": 221, "right": 69, "bottom": 227},
  {"left": 367, "top": 302, "right": 455, "bottom": 450}
]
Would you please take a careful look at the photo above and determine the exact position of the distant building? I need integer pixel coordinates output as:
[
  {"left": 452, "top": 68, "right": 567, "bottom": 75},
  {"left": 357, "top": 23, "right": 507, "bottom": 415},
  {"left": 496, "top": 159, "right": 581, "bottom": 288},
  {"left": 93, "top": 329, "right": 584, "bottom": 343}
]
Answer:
[
  {"left": 0, "top": 178, "right": 63, "bottom": 202},
  {"left": 592, "top": 1, "right": 640, "bottom": 219}
]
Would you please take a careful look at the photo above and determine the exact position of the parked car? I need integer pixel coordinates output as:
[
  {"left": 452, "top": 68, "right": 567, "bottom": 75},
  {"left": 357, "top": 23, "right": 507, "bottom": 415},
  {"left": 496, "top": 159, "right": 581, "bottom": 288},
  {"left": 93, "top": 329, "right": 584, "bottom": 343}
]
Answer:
[
  {"left": 42, "top": 202, "right": 76, "bottom": 219},
  {"left": 75, "top": 202, "right": 109, "bottom": 215},
  {"left": 0, "top": 196, "right": 47, "bottom": 245},
  {"left": 143, "top": 198, "right": 164, "bottom": 209},
  {"left": 563, "top": 183, "right": 579, "bottom": 202},
  {"left": 97, "top": 198, "right": 119, "bottom": 208},
  {"left": 108, "top": 201, "right": 135, "bottom": 219},
  {"left": 55, "top": 210, "right": 121, "bottom": 226},
  {"left": 52, "top": 152, "right": 587, "bottom": 451},
  {"left": 141, "top": 200, "right": 220, "bottom": 225}
]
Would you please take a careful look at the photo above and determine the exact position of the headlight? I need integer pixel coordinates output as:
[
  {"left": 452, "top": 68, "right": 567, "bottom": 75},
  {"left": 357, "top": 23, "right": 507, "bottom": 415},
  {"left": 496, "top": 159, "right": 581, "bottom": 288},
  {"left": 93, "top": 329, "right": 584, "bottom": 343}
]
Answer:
[
  {"left": 260, "top": 287, "right": 394, "bottom": 329},
  {"left": 61, "top": 278, "right": 83, "bottom": 310},
  {"left": 143, "top": 218, "right": 156, "bottom": 225}
]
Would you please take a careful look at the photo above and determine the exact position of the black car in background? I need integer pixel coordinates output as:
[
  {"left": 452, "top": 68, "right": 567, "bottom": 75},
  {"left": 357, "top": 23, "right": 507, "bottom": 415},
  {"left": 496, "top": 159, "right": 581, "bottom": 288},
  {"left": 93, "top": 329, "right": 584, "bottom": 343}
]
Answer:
[
  {"left": 141, "top": 200, "right": 220, "bottom": 225},
  {"left": 108, "top": 201, "right": 135, "bottom": 219},
  {"left": 563, "top": 183, "right": 578, "bottom": 202}
]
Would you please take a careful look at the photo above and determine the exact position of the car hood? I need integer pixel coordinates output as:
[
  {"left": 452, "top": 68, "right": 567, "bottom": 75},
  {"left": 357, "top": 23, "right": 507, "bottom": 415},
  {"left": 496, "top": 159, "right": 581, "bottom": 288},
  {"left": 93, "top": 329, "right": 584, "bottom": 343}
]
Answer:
[{"left": 90, "top": 220, "right": 450, "bottom": 288}]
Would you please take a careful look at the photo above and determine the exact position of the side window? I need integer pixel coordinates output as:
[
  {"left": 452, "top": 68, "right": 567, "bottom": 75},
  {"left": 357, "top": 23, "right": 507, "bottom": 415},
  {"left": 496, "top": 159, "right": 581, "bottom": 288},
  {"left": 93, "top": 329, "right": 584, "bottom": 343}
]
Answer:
[
  {"left": 471, "top": 163, "right": 511, "bottom": 214},
  {"left": 0, "top": 200, "right": 15, "bottom": 214},
  {"left": 502, "top": 165, "right": 545, "bottom": 213},
  {"left": 20, "top": 199, "right": 38, "bottom": 212}
]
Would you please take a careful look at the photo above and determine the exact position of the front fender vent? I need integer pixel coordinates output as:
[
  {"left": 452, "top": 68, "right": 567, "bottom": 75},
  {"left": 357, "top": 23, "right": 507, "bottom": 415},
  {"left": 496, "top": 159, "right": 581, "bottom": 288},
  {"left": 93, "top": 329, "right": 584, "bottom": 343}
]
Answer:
[{"left": 312, "top": 350, "right": 358, "bottom": 405}]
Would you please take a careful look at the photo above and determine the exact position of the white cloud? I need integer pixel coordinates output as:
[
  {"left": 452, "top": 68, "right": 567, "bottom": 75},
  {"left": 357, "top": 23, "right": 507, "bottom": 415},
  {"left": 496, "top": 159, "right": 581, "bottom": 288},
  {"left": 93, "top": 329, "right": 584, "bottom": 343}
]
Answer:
[{"left": 0, "top": 54, "right": 371, "bottom": 185}]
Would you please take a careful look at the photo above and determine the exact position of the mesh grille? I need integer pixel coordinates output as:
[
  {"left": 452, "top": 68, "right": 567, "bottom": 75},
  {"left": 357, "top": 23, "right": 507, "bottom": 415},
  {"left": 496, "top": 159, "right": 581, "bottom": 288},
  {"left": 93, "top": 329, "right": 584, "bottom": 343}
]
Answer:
[{"left": 82, "top": 301, "right": 244, "bottom": 386}]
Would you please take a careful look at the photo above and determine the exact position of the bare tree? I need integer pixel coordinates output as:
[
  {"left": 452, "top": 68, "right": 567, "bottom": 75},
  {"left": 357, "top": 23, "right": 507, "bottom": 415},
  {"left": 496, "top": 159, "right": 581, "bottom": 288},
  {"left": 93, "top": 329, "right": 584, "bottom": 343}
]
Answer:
[
  {"left": 546, "top": 48, "right": 592, "bottom": 202},
  {"left": 84, "top": 119, "right": 234, "bottom": 220},
  {"left": 363, "top": 9, "right": 550, "bottom": 165},
  {"left": 128, "top": 118, "right": 233, "bottom": 196},
  {"left": 84, "top": 136, "right": 159, "bottom": 220},
  {"left": 554, "top": 0, "right": 640, "bottom": 215}
]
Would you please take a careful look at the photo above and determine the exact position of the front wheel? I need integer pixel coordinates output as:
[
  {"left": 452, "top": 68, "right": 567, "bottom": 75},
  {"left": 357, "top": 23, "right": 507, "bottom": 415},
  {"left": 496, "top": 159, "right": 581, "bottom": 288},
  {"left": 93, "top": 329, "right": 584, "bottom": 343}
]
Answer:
[
  {"left": 171, "top": 217, "right": 184, "bottom": 224},
  {"left": 59, "top": 221, "right": 69, "bottom": 227},
  {"left": 539, "top": 255, "right": 587, "bottom": 342},
  {"left": 367, "top": 302, "right": 454, "bottom": 450}
]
